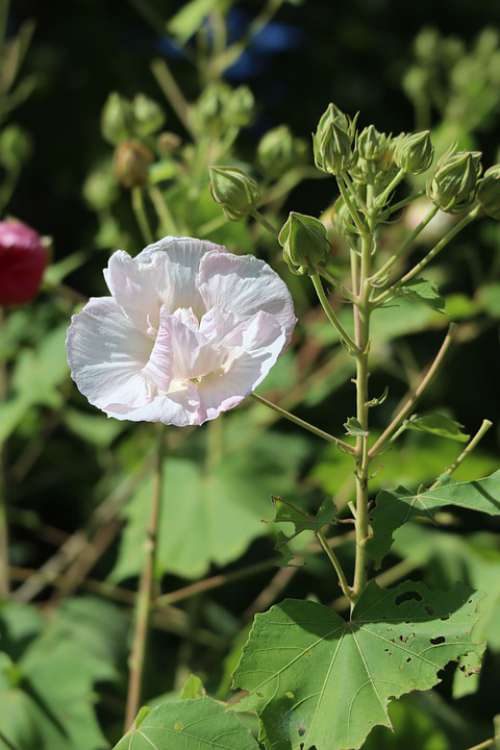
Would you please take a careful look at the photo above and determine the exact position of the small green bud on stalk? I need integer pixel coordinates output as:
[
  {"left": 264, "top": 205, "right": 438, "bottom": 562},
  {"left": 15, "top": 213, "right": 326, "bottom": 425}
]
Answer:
[
  {"left": 209, "top": 166, "right": 260, "bottom": 220},
  {"left": 356, "top": 125, "right": 386, "bottom": 162},
  {"left": 394, "top": 130, "right": 434, "bottom": 174},
  {"left": 477, "top": 164, "right": 500, "bottom": 219},
  {"left": 227, "top": 86, "right": 255, "bottom": 127},
  {"left": 278, "top": 212, "right": 330, "bottom": 275},
  {"left": 427, "top": 149, "right": 482, "bottom": 213},
  {"left": 101, "top": 92, "right": 134, "bottom": 145},
  {"left": 132, "top": 94, "right": 165, "bottom": 137},
  {"left": 258, "top": 125, "right": 306, "bottom": 179},
  {"left": 83, "top": 163, "right": 119, "bottom": 211},
  {"left": 313, "top": 103, "right": 353, "bottom": 175},
  {"left": 114, "top": 141, "right": 154, "bottom": 189}
]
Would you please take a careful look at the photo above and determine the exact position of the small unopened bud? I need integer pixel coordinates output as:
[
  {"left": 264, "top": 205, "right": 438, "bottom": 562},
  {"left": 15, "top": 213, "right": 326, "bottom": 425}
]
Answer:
[
  {"left": 114, "top": 141, "right": 153, "bottom": 189},
  {"left": 157, "top": 131, "right": 182, "bottom": 156},
  {"left": 258, "top": 125, "right": 296, "bottom": 178},
  {"left": 83, "top": 162, "right": 119, "bottom": 211},
  {"left": 101, "top": 93, "right": 134, "bottom": 145},
  {"left": 357, "top": 125, "right": 386, "bottom": 161},
  {"left": 427, "top": 150, "right": 482, "bottom": 213},
  {"left": 313, "top": 103, "right": 353, "bottom": 175},
  {"left": 394, "top": 130, "right": 434, "bottom": 174},
  {"left": 0, "top": 126, "right": 32, "bottom": 170},
  {"left": 278, "top": 212, "right": 330, "bottom": 275},
  {"left": 0, "top": 220, "right": 47, "bottom": 306},
  {"left": 132, "top": 94, "right": 165, "bottom": 137},
  {"left": 478, "top": 164, "right": 500, "bottom": 220},
  {"left": 414, "top": 27, "right": 440, "bottom": 64},
  {"left": 209, "top": 166, "right": 260, "bottom": 220},
  {"left": 227, "top": 86, "right": 255, "bottom": 127}
]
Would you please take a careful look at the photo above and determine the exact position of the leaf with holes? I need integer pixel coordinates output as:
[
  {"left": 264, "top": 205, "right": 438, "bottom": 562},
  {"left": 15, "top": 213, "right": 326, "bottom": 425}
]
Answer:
[
  {"left": 367, "top": 470, "right": 500, "bottom": 565},
  {"left": 233, "top": 581, "right": 482, "bottom": 750},
  {"left": 113, "top": 697, "right": 260, "bottom": 750}
]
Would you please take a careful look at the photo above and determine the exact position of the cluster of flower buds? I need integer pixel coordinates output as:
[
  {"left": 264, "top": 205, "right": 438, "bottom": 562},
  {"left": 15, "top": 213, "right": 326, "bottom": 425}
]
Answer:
[
  {"left": 257, "top": 125, "right": 307, "bottom": 179},
  {"left": 313, "top": 103, "right": 356, "bottom": 175},
  {"left": 427, "top": 149, "right": 482, "bottom": 213},
  {"left": 101, "top": 92, "right": 165, "bottom": 145},
  {"left": 194, "top": 83, "right": 255, "bottom": 133},
  {"left": 209, "top": 166, "right": 260, "bottom": 220},
  {"left": 0, "top": 220, "right": 47, "bottom": 306},
  {"left": 278, "top": 212, "right": 330, "bottom": 275}
]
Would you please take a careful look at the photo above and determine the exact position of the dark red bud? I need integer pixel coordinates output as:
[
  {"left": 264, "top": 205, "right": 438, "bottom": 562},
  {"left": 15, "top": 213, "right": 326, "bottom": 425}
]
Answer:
[{"left": 0, "top": 220, "right": 47, "bottom": 306}]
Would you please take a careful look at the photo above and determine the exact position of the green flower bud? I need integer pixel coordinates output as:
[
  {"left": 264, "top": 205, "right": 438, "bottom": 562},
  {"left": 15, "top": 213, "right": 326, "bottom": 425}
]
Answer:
[
  {"left": 209, "top": 166, "right": 260, "bottom": 220},
  {"left": 83, "top": 162, "right": 119, "bottom": 212},
  {"left": 313, "top": 103, "right": 354, "bottom": 175},
  {"left": 414, "top": 27, "right": 440, "bottom": 64},
  {"left": 132, "top": 94, "right": 165, "bottom": 137},
  {"left": 227, "top": 86, "right": 255, "bottom": 127},
  {"left": 427, "top": 150, "right": 482, "bottom": 213},
  {"left": 114, "top": 140, "right": 153, "bottom": 189},
  {"left": 477, "top": 164, "right": 500, "bottom": 220},
  {"left": 101, "top": 92, "right": 134, "bottom": 146},
  {"left": 278, "top": 212, "right": 330, "bottom": 275},
  {"left": 356, "top": 125, "right": 386, "bottom": 162},
  {"left": 258, "top": 125, "right": 298, "bottom": 178},
  {"left": 0, "top": 125, "right": 32, "bottom": 170},
  {"left": 394, "top": 130, "right": 434, "bottom": 174}
]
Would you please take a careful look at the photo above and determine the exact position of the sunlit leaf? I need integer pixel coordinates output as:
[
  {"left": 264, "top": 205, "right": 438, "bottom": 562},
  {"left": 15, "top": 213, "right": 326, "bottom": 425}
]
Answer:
[{"left": 400, "top": 413, "right": 469, "bottom": 443}]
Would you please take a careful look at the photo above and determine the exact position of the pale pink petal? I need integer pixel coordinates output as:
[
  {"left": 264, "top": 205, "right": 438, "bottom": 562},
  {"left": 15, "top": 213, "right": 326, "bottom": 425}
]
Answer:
[
  {"left": 66, "top": 297, "right": 154, "bottom": 412},
  {"left": 103, "top": 250, "right": 163, "bottom": 333},
  {"left": 168, "top": 310, "right": 223, "bottom": 381},
  {"left": 106, "top": 382, "right": 201, "bottom": 427},
  {"left": 198, "top": 251, "right": 296, "bottom": 343},
  {"left": 142, "top": 306, "right": 173, "bottom": 391}
]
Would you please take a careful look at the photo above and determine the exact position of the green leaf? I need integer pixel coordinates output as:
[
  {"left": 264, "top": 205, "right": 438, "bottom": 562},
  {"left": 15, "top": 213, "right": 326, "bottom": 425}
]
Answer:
[
  {"left": 401, "top": 413, "right": 470, "bottom": 442},
  {"left": 63, "top": 408, "right": 125, "bottom": 447},
  {"left": 112, "top": 432, "right": 308, "bottom": 580},
  {"left": 368, "top": 470, "right": 500, "bottom": 565},
  {"left": 114, "top": 697, "right": 260, "bottom": 749},
  {"left": 234, "top": 581, "right": 482, "bottom": 750},
  {"left": 393, "top": 277, "right": 445, "bottom": 312},
  {"left": 344, "top": 416, "right": 368, "bottom": 437},
  {"left": 180, "top": 674, "right": 206, "bottom": 700},
  {"left": 272, "top": 496, "right": 336, "bottom": 536},
  {"left": 12, "top": 325, "right": 68, "bottom": 408}
]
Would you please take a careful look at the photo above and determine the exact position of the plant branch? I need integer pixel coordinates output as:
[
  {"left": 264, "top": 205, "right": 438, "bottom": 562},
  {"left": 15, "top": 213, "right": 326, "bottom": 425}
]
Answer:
[
  {"left": 251, "top": 393, "right": 355, "bottom": 454},
  {"left": 368, "top": 326, "right": 455, "bottom": 458},
  {"left": 337, "top": 176, "right": 366, "bottom": 235},
  {"left": 316, "top": 530, "right": 353, "bottom": 601},
  {"left": 465, "top": 738, "right": 498, "bottom": 750},
  {"left": 151, "top": 58, "right": 192, "bottom": 134},
  {"left": 0, "top": 729, "right": 20, "bottom": 750},
  {"left": 374, "top": 167, "right": 406, "bottom": 210},
  {"left": 148, "top": 186, "right": 178, "bottom": 235},
  {"left": 131, "top": 187, "right": 153, "bottom": 245},
  {"left": 310, "top": 273, "right": 358, "bottom": 352},
  {"left": 124, "top": 425, "right": 165, "bottom": 730},
  {"left": 251, "top": 209, "right": 279, "bottom": 237},
  {"left": 430, "top": 419, "right": 493, "bottom": 490}
]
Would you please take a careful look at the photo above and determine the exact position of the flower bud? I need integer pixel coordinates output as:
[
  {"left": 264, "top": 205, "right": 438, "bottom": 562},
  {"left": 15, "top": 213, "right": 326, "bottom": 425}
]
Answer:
[
  {"left": 132, "top": 94, "right": 165, "bottom": 137},
  {"left": 83, "top": 162, "right": 119, "bottom": 211},
  {"left": 101, "top": 93, "right": 134, "bottom": 145},
  {"left": 0, "top": 125, "right": 32, "bottom": 171},
  {"left": 394, "top": 130, "right": 434, "bottom": 174},
  {"left": 356, "top": 125, "right": 386, "bottom": 162},
  {"left": 414, "top": 27, "right": 440, "bottom": 64},
  {"left": 157, "top": 131, "right": 182, "bottom": 156},
  {"left": 209, "top": 166, "right": 260, "bottom": 220},
  {"left": 313, "top": 103, "right": 354, "bottom": 175},
  {"left": 278, "top": 212, "right": 330, "bottom": 275},
  {"left": 258, "top": 125, "right": 298, "bottom": 178},
  {"left": 0, "top": 220, "right": 47, "bottom": 306},
  {"left": 477, "top": 164, "right": 500, "bottom": 220},
  {"left": 114, "top": 140, "right": 154, "bottom": 189},
  {"left": 427, "top": 150, "right": 482, "bottom": 213},
  {"left": 226, "top": 86, "right": 255, "bottom": 127},
  {"left": 195, "top": 84, "right": 229, "bottom": 131}
]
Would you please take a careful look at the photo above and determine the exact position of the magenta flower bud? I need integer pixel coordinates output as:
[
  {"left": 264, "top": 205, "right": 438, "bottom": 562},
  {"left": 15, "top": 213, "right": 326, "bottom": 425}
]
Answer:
[{"left": 0, "top": 220, "right": 47, "bottom": 306}]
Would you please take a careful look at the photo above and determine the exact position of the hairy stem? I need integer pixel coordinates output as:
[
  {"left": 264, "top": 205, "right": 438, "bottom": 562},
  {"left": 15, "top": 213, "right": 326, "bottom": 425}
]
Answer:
[
  {"left": 252, "top": 393, "right": 356, "bottom": 454},
  {"left": 124, "top": 426, "right": 165, "bottom": 730}
]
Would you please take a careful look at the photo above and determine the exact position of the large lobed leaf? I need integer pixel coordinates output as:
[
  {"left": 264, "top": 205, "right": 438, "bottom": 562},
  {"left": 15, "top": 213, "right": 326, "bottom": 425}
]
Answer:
[
  {"left": 368, "top": 469, "right": 500, "bottom": 565},
  {"left": 233, "top": 581, "right": 482, "bottom": 750}
]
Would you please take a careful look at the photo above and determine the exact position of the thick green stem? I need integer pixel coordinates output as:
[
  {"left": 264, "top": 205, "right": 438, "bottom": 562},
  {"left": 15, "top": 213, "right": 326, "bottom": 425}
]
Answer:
[
  {"left": 124, "top": 426, "right": 165, "bottom": 729},
  {"left": 131, "top": 187, "right": 154, "bottom": 245}
]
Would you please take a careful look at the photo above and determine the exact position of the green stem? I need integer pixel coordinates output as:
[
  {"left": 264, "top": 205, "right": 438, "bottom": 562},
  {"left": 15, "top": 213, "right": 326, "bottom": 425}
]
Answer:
[
  {"left": 198, "top": 213, "right": 229, "bottom": 237},
  {"left": 151, "top": 58, "right": 193, "bottom": 134},
  {"left": 251, "top": 209, "right": 279, "bottom": 237},
  {"left": 465, "top": 739, "right": 497, "bottom": 750},
  {"left": 148, "top": 186, "right": 178, "bottom": 235},
  {"left": 316, "top": 531, "right": 353, "bottom": 601},
  {"left": 430, "top": 419, "right": 493, "bottom": 490},
  {"left": 375, "top": 167, "right": 406, "bottom": 210},
  {"left": 124, "top": 426, "right": 165, "bottom": 730},
  {"left": 310, "top": 274, "right": 358, "bottom": 352},
  {"left": 0, "top": 729, "right": 20, "bottom": 750},
  {"left": 374, "top": 206, "right": 479, "bottom": 304},
  {"left": 383, "top": 190, "right": 425, "bottom": 217},
  {"left": 251, "top": 393, "right": 356, "bottom": 454},
  {"left": 337, "top": 177, "right": 366, "bottom": 235},
  {"left": 131, "top": 187, "right": 154, "bottom": 245}
]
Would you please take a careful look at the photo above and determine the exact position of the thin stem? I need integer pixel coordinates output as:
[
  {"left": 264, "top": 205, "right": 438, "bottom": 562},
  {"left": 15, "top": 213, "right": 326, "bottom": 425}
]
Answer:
[
  {"left": 148, "top": 186, "right": 178, "bottom": 235},
  {"left": 316, "top": 531, "right": 353, "bottom": 601},
  {"left": 0, "top": 729, "right": 20, "bottom": 750},
  {"left": 465, "top": 739, "right": 497, "bottom": 750},
  {"left": 252, "top": 393, "right": 355, "bottom": 454},
  {"left": 0, "top": 307, "right": 9, "bottom": 597},
  {"left": 369, "top": 326, "right": 455, "bottom": 458},
  {"left": 375, "top": 206, "right": 479, "bottom": 304},
  {"left": 333, "top": 558, "right": 420, "bottom": 612},
  {"left": 251, "top": 209, "right": 279, "bottom": 237},
  {"left": 370, "top": 204, "right": 439, "bottom": 285},
  {"left": 131, "top": 187, "right": 153, "bottom": 245},
  {"left": 124, "top": 426, "right": 165, "bottom": 730},
  {"left": 375, "top": 167, "right": 406, "bottom": 210},
  {"left": 383, "top": 190, "right": 425, "bottom": 217},
  {"left": 310, "top": 273, "right": 358, "bottom": 352},
  {"left": 337, "top": 177, "right": 366, "bottom": 235},
  {"left": 151, "top": 58, "right": 192, "bottom": 134},
  {"left": 198, "top": 213, "right": 229, "bottom": 237},
  {"left": 430, "top": 419, "right": 493, "bottom": 490}
]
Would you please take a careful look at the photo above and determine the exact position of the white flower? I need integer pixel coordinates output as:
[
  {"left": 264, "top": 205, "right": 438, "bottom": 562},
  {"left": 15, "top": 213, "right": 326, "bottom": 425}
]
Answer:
[{"left": 66, "top": 237, "right": 296, "bottom": 426}]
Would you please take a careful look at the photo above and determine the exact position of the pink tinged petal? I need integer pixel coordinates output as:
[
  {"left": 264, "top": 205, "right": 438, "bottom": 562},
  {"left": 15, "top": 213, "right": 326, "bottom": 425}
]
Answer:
[
  {"left": 106, "top": 382, "right": 202, "bottom": 427},
  {"left": 66, "top": 297, "right": 154, "bottom": 414},
  {"left": 196, "top": 311, "right": 287, "bottom": 424},
  {"left": 103, "top": 250, "right": 163, "bottom": 333},
  {"left": 168, "top": 311, "right": 223, "bottom": 381},
  {"left": 198, "top": 251, "right": 297, "bottom": 343},
  {"left": 136, "top": 236, "right": 224, "bottom": 316}
]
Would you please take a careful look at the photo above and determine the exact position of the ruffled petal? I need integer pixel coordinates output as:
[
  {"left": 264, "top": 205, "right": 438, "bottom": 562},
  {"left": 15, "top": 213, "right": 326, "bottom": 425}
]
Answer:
[
  {"left": 105, "top": 382, "right": 201, "bottom": 427},
  {"left": 168, "top": 309, "right": 223, "bottom": 381},
  {"left": 196, "top": 311, "right": 287, "bottom": 423},
  {"left": 66, "top": 297, "right": 154, "bottom": 413},
  {"left": 142, "top": 306, "right": 173, "bottom": 391},
  {"left": 198, "top": 251, "right": 297, "bottom": 343},
  {"left": 103, "top": 250, "right": 163, "bottom": 333}
]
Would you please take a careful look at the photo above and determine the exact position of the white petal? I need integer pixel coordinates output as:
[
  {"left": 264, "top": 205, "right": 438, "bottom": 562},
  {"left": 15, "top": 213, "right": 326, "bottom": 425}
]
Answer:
[
  {"left": 103, "top": 250, "right": 163, "bottom": 333},
  {"left": 142, "top": 306, "right": 173, "bottom": 391},
  {"left": 106, "top": 383, "right": 202, "bottom": 427},
  {"left": 66, "top": 297, "right": 154, "bottom": 413},
  {"left": 168, "top": 310, "right": 223, "bottom": 381},
  {"left": 198, "top": 251, "right": 297, "bottom": 343},
  {"left": 196, "top": 311, "right": 287, "bottom": 423}
]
